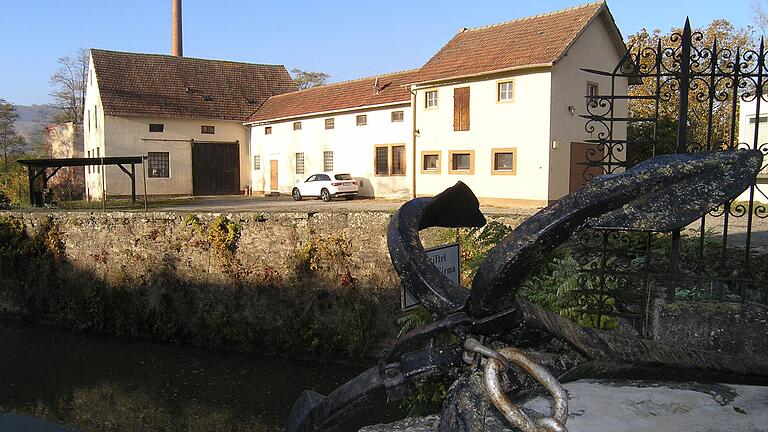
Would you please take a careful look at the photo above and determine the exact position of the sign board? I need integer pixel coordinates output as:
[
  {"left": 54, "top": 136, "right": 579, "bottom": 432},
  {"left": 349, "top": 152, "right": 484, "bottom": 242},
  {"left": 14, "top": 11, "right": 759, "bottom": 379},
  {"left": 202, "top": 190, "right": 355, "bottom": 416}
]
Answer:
[{"left": 402, "top": 242, "right": 460, "bottom": 311}]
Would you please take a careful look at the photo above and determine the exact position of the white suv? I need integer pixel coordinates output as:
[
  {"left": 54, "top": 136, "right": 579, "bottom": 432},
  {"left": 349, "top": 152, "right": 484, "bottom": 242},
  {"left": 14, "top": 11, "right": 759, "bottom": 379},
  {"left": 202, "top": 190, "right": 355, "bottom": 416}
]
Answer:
[{"left": 292, "top": 172, "right": 358, "bottom": 202}]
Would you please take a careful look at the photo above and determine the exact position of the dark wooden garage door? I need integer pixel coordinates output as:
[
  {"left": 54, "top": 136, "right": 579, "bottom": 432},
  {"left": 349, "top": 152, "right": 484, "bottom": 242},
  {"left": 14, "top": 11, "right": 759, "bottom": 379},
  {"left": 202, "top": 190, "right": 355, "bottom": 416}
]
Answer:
[{"left": 192, "top": 142, "right": 240, "bottom": 195}]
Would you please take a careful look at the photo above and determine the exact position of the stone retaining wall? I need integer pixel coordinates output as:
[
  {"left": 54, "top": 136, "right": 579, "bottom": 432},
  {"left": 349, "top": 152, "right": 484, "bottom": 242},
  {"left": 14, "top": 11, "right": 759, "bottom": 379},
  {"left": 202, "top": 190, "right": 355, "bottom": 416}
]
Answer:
[{"left": 0, "top": 210, "right": 412, "bottom": 359}]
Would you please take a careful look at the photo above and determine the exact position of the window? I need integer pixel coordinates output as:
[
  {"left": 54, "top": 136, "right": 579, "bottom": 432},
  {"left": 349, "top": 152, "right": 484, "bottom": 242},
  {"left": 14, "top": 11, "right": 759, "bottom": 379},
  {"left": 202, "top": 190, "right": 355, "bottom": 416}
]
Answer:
[
  {"left": 87, "top": 111, "right": 91, "bottom": 132},
  {"left": 491, "top": 148, "right": 517, "bottom": 175},
  {"left": 148, "top": 152, "right": 170, "bottom": 178},
  {"left": 425, "top": 90, "right": 438, "bottom": 109},
  {"left": 448, "top": 150, "right": 474, "bottom": 174},
  {"left": 586, "top": 82, "right": 599, "bottom": 104},
  {"left": 149, "top": 123, "right": 164, "bottom": 133},
  {"left": 356, "top": 115, "right": 367, "bottom": 126},
  {"left": 325, "top": 118, "right": 335, "bottom": 129},
  {"left": 374, "top": 144, "right": 406, "bottom": 176},
  {"left": 453, "top": 87, "right": 470, "bottom": 131},
  {"left": 334, "top": 173, "right": 353, "bottom": 180},
  {"left": 498, "top": 81, "right": 514, "bottom": 102},
  {"left": 293, "top": 121, "right": 302, "bottom": 131},
  {"left": 316, "top": 174, "right": 331, "bottom": 181},
  {"left": 87, "top": 150, "right": 91, "bottom": 174},
  {"left": 201, "top": 125, "right": 215, "bottom": 134},
  {"left": 392, "top": 145, "right": 405, "bottom": 175},
  {"left": 421, "top": 151, "right": 441, "bottom": 174},
  {"left": 296, "top": 152, "right": 305, "bottom": 174},
  {"left": 391, "top": 110, "right": 404, "bottom": 122},
  {"left": 94, "top": 105, "right": 98, "bottom": 129},
  {"left": 265, "top": 126, "right": 272, "bottom": 135},
  {"left": 375, "top": 146, "right": 389, "bottom": 175},
  {"left": 253, "top": 155, "right": 261, "bottom": 170},
  {"left": 323, "top": 151, "right": 334, "bottom": 171}
]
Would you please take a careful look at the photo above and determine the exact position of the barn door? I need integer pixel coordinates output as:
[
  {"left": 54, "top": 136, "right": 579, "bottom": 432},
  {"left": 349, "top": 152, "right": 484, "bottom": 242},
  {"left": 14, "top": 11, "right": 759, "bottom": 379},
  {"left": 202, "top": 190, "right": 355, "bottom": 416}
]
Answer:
[
  {"left": 192, "top": 142, "right": 240, "bottom": 195},
  {"left": 569, "top": 142, "right": 603, "bottom": 193},
  {"left": 270, "top": 160, "right": 278, "bottom": 191}
]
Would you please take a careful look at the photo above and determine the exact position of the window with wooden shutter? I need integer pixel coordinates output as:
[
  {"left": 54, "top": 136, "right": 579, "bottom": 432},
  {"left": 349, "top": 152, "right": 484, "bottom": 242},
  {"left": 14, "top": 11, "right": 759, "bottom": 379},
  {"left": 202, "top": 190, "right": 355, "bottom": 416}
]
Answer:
[{"left": 453, "top": 87, "right": 470, "bottom": 131}]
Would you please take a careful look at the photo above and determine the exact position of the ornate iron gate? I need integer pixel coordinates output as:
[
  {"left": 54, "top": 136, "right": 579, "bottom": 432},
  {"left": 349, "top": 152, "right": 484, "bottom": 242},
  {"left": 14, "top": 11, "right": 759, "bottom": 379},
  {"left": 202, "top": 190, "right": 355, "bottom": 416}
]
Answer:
[{"left": 577, "top": 19, "right": 768, "bottom": 335}]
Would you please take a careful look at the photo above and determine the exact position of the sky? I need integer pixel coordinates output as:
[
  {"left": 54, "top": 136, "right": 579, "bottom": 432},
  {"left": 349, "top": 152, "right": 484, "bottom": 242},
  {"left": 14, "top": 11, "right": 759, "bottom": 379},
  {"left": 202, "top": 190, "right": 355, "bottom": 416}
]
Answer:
[{"left": 0, "top": 0, "right": 761, "bottom": 106}]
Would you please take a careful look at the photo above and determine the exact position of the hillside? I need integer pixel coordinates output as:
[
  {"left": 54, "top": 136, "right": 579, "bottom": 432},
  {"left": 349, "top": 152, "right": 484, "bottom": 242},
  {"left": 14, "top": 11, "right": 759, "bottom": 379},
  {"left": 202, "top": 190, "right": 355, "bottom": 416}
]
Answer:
[{"left": 11, "top": 104, "right": 56, "bottom": 151}]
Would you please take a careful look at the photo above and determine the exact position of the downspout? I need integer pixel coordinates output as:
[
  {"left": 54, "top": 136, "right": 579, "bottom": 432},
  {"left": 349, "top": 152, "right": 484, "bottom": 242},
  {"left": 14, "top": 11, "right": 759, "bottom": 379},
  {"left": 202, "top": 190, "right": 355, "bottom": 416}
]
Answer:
[{"left": 409, "top": 85, "right": 417, "bottom": 199}]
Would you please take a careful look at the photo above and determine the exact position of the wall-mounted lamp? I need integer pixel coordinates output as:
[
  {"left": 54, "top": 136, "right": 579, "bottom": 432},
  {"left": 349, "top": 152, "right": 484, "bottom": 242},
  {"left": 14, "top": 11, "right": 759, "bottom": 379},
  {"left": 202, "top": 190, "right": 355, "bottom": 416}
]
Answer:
[{"left": 567, "top": 105, "right": 576, "bottom": 116}]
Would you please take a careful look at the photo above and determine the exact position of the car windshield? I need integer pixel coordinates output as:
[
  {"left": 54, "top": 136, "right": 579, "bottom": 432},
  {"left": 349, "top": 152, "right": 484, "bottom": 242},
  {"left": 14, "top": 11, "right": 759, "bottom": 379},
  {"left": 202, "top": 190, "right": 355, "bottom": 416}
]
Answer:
[{"left": 334, "top": 174, "right": 353, "bottom": 180}]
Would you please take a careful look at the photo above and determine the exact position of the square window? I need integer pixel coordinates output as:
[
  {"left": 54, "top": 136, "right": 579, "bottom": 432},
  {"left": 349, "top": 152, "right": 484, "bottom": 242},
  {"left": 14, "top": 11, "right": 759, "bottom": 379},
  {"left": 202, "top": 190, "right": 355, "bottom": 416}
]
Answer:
[
  {"left": 449, "top": 150, "right": 474, "bottom": 174},
  {"left": 421, "top": 152, "right": 440, "bottom": 173},
  {"left": 498, "top": 81, "right": 514, "bottom": 102},
  {"left": 293, "top": 121, "right": 302, "bottom": 131},
  {"left": 391, "top": 111, "right": 404, "bottom": 122},
  {"left": 323, "top": 151, "right": 333, "bottom": 171},
  {"left": 325, "top": 118, "right": 335, "bottom": 129},
  {"left": 201, "top": 125, "right": 215, "bottom": 134},
  {"left": 296, "top": 152, "right": 305, "bottom": 174},
  {"left": 425, "top": 90, "right": 438, "bottom": 109},
  {"left": 265, "top": 126, "right": 272, "bottom": 135},
  {"left": 147, "top": 152, "right": 170, "bottom": 178},
  {"left": 492, "top": 148, "right": 517, "bottom": 175},
  {"left": 149, "top": 123, "right": 164, "bottom": 133},
  {"left": 374, "top": 144, "right": 407, "bottom": 176},
  {"left": 356, "top": 115, "right": 367, "bottom": 126},
  {"left": 253, "top": 155, "right": 261, "bottom": 170}
]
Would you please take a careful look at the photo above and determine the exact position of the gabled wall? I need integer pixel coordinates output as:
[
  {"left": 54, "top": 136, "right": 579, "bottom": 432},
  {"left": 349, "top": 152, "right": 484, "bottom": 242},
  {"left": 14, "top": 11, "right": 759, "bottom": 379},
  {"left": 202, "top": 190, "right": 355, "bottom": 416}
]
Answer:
[
  {"left": 413, "top": 70, "right": 553, "bottom": 205},
  {"left": 549, "top": 13, "right": 628, "bottom": 201}
]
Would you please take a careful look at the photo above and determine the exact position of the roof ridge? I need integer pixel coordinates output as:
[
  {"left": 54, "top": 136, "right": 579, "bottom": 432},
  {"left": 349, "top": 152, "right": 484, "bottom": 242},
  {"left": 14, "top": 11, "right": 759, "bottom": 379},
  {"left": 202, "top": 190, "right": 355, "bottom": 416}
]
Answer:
[
  {"left": 267, "top": 68, "right": 420, "bottom": 98},
  {"left": 89, "top": 48, "right": 287, "bottom": 68},
  {"left": 458, "top": 1, "right": 604, "bottom": 33}
]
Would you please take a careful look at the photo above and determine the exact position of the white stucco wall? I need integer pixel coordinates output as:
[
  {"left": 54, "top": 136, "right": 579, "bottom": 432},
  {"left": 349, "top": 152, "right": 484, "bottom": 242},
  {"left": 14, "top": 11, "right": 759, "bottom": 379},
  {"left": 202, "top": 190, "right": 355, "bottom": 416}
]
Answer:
[
  {"left": 549, "top": 15, "right": 628, "bottom": 201},
  {"left": 249, "top": 104, "right": 412, "bottom": 198},
  {"left": 83, "top": 55, "right": 105, "bottom": 200},
  {"left": 736, "top": 99, "right": 768, "bottom": 203},
  {"left": 413, "top": 71, "right": 553, "bottom": 205},
  {"left": 97, "top": 116, "right": 249, "bottom": 197}
]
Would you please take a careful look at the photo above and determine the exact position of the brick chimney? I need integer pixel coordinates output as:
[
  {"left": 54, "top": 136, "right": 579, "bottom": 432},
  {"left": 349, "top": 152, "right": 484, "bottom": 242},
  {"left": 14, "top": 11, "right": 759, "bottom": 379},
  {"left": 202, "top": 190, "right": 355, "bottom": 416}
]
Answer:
[{"left": 171, "top": 0, "right": 183, "bottom": 57}]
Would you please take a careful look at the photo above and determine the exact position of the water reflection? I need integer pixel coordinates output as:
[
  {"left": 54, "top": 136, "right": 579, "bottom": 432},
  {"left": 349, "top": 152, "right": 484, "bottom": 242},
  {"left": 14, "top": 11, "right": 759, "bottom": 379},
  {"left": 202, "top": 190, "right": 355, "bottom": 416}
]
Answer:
[{"left": 0, "top": 320, "right": 401, "bottom": 431}]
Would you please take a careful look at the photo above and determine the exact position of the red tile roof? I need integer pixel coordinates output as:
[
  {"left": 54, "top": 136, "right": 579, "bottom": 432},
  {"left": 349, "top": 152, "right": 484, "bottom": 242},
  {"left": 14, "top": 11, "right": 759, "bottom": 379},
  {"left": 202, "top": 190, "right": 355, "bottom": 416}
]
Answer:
[
  {"left": 412, "top": 2, "right": 615, "bottom": 84},
  {"left": 247, "top": 70, "right": 419, "bottom": 123},
  {"left": 91, "top": 49, "right": 297, "bottom": 121}
]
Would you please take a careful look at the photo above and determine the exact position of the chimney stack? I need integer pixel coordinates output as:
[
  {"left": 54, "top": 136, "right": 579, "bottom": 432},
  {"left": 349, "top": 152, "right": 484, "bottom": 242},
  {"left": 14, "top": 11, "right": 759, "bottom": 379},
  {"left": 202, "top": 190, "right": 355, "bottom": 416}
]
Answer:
[{"left": 171, "top": 0, "right": 183, "bottom": 57}]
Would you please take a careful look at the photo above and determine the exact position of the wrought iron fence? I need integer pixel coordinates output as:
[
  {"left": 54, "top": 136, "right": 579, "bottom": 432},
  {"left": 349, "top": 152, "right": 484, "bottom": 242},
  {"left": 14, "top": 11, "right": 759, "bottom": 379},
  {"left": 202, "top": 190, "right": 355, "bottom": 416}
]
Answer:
[{"left": 578, "top": 19, "right": 768, "bottom": 335}]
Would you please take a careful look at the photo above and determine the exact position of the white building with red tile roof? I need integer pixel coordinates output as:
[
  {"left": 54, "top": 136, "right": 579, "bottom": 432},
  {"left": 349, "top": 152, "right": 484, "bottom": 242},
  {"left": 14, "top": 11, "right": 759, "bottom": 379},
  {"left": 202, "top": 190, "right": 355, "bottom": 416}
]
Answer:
[{"left": 247, "top": 2, "right": 628, "bottom": 205}]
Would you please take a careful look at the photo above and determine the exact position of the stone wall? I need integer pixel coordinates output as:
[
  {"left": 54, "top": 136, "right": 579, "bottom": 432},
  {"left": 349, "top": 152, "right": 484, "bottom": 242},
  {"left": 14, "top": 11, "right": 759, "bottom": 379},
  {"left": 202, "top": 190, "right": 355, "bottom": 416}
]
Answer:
[{"left": 0, "top": 210, "right": 412, "bottom": 359}]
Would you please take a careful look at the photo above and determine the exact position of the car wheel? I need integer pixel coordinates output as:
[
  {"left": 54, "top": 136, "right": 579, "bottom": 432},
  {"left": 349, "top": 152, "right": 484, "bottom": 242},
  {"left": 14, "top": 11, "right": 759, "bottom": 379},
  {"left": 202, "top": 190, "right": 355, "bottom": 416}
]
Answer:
[
  {"left": 292, "top": 188, "right": 302, "bottom": 201},
  {"left": 321, "top": 188, "right": 331, "bottom": 202},
  {"left": 344, "top": 196, "right": 355, "bottom": 200}
]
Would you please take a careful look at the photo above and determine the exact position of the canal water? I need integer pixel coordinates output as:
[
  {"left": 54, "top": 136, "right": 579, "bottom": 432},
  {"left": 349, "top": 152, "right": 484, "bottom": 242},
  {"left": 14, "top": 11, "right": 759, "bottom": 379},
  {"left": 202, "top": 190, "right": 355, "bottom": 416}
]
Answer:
[{"left": 0, "top": 320, "right": 403, "bottom": 431}]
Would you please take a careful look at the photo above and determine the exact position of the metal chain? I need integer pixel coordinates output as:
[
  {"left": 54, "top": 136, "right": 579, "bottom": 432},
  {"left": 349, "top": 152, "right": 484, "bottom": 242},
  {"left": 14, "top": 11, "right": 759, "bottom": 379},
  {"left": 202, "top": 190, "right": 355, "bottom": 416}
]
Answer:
[{"left": 463, "top": 338, "right": 569, "bottom": 432}]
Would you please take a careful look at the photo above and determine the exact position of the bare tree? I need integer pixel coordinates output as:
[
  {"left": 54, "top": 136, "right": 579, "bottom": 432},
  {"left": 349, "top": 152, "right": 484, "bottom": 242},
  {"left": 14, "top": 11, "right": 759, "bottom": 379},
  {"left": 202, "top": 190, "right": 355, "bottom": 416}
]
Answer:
[
  {"left": 49, "top": 48, "right": 89, "bottom": 125},
  {"left": 291, "top": 68, "right": 329, "bottom": 90},
  {"left": 752, "top": 0, "right": 768, "bottom": 39},
  {"left": 0, "top": 99, "right": 23, "bottom": 171}
]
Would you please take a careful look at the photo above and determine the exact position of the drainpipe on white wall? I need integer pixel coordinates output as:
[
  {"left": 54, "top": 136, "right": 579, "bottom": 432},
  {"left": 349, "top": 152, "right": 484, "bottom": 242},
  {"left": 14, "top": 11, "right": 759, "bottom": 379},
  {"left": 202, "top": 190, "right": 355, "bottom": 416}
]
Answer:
[{"left": 409, "top": 85, "right": 417, "bottom": 199}]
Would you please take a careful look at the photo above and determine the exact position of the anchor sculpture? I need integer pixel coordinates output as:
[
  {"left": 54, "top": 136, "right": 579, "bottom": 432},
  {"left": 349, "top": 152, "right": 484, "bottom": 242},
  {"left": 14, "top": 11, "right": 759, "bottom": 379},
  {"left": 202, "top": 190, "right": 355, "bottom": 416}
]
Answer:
[{"left": 286, "top": 150, "right": 768, "bottom": 432}]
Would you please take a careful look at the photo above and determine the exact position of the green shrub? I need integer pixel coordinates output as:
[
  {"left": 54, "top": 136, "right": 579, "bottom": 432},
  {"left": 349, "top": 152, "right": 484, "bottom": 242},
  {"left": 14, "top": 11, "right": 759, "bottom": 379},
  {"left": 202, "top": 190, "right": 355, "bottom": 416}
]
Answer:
[{"left": 207, "top": 216, "right": 241, "bottom": 253}]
